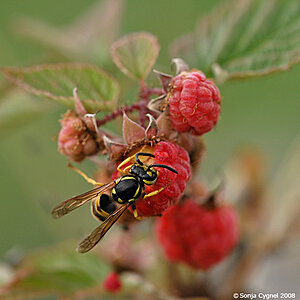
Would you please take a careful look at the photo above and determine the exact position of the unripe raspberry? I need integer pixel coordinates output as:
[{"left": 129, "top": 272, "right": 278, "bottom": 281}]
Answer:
[
  {"left": 156, "top": 199, "right": 238, "bottom": 270},
  {"left": 103, "top": 272, "right": 122, "bottom": 293},
  {"left": 58, "top": 111, "right": 98, "bottom": 162},
  {"left": 167, "top": 71, "right": 221, "bottom": 136},
  {"left": 114, "top": 141, "right": 191, "bottom": 217}
]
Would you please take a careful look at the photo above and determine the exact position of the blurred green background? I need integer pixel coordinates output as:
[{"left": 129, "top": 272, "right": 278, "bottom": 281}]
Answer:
[{"left": 0, "top": 0, "right": 300, "bottom": 259}]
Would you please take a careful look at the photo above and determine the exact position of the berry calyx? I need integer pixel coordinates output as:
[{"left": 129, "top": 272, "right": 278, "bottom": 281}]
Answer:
[
  {"left": 156, "top": 198, "right": 238, "bottom": 270},
  {"left": 167, "top": 71, "right": 221, "bottom": 136},
  {"left": 103, "top": 272, "right": 122, "bottom": 293}
]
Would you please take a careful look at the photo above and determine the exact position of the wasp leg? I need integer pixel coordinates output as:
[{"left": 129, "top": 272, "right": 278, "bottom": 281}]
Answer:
[
  {"left": 143, "top": 187, "right": 166, "bottom": 198},
  {"left": 131, "top": 202, "right": 145, "bottom": 220},
  {"left": 68, "top": 163, "right": 105, "bottom": 186},
  {"left": 117, "top": 145, "right": 150, "bottom": 174},
  {"left": 117, "top": 155, "right": 135, "bottom": 174},
  {"left": 122, "top": 164, "right": 133, "bottom": 173},
  {"left": 143, "top": 180, "right": 173, "bottom": 199}
]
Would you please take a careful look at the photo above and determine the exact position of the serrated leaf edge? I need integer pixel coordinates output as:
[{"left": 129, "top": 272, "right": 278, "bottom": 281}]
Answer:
[{"left": 1, "top": 63, "right": 120, "bottom": 110}]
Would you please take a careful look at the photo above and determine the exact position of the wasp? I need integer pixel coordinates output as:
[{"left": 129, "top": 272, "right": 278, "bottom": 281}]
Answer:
[{"left": 52, "top": 152, "right": 178, "bottom": 253}]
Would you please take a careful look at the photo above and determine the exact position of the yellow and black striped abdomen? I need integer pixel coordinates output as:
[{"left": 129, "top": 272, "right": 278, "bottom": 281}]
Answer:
[
  {"left": 112, "top": 175, "right": 143, "bottom": 204},
  {"left": 91, "top": 194, "right": 117, "bottom": 221}
]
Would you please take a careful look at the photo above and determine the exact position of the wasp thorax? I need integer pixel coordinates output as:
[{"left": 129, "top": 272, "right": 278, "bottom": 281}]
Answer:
[{"left": 130, "top": 164, "right": 158, "bottom": 185}]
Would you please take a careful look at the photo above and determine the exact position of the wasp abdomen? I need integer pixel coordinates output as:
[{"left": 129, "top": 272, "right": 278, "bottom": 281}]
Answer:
[
  {"left": 91, "top": 194, "right": 117, "bottom": 221},
  {"left": 112, "top": 175, "right": 143, "bottom": 204}
]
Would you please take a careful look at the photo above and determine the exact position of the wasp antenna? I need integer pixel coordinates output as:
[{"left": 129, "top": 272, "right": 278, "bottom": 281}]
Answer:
[
  {"left": 135, "top": 152, "right": 155, "bottom": 165},
  {"left": 150, "top": 164, "right": 178, "bottom": 174}
]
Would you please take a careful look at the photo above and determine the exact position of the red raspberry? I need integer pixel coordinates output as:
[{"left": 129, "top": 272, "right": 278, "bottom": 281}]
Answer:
[
  {"left": 168, "top": 71, "right": 221, "bottom": 136},
  {"left": 156, "top": 199, "right": 239, "bottom": 270},
  {"left": 114, "top": 141, "right": 191, "bottom": 217},
  {"left": 58, "top": 111, "right": 98, "bottom": 162},
  {"left": 103, "top": 272, "right": 122, "bottom": 293},
  {"left": 138, "top": 141, "right": 191, "bottom": 216}
]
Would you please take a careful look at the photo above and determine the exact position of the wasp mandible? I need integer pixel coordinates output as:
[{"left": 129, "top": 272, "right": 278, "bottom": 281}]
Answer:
[{"left": 51, "top": 152, "right": 178, "bottom": 253}]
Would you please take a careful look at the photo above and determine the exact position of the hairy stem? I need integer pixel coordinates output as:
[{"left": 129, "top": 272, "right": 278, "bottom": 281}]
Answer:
[
  {"left": 140, "top": 87, "right": 164, "bottom": 98},
  {"left": 96, "top": 103, "right": 140, "bottom": 127},
  {"left": 96, "top": 84, "right": 164, "bottom": 128},
  {"left": 138, "top": 81, "right": 164, "bottom": 126}
]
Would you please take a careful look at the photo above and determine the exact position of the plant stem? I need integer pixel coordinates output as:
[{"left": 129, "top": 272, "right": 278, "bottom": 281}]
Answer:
[
  {"left": 138, "top": 80, "right": 164, "bottom": 126},
  {"left": 140, "top": 87, "right": 164, "bottom": 98},
  {"left": 96, "top": 103, "right": 141, "bottom": 127},
  {"left": 137, "top": 98, "right": 148, "bottom": 126},
  {"left": 96, "top": 85, "right": 164, "bottom": 128}
]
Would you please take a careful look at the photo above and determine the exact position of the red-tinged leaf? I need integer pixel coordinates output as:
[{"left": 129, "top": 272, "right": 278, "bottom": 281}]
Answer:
[
  {"left": 122, "top": 113, "right": 145, "bottom": 145},
  {"left": 171, "top": 58, "right": 189, "bottom": 75},
  {"left": 103, "top": 136, "right": 127, "bottom": 159},
  {"left": 147, "top": 94, "right": 166, "bottom": 113},
  {"left": 111, "top": 32, "right": 160, "bottom": 80},
  {"left": 157, "top": 111, "right": 173, "bottom": 139},
  {"left": 145, "top": 114, "right": 158, "bottom": 139},
  {"left": 2, "top": 63, "right": 119, "bottom": 113},
  {"left": 153, "top": 70, "right": 172, "bottom": 93}
]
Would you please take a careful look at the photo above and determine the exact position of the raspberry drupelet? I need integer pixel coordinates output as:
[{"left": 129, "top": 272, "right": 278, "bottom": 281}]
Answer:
[
  {"left": 167, "top": 71, "right": 221, "bottom": 136},
  {"left": 156, "top": 198, "right": 239, "bottom": 270}
]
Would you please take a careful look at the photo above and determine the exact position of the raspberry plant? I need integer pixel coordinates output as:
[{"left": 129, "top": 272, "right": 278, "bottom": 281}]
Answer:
[{"left": 1, "top": 0, "right": 300, "bottom": 299}]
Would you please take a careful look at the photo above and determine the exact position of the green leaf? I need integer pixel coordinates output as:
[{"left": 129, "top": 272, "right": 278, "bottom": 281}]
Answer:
[
  {"left": 111, "top": 32, "right": 160, "bottom": 80},
  {"left": 0, "top": 90, "right": 50, "bottom": 135},
  {"left": 0, "top": 247, "right": 110, "bottom": 298},
  {"left": 171, "top": 0, "right": 300, "bottom": 82},
  {"left": 2, "top": 63, "right": 119, "bottom": 113}
]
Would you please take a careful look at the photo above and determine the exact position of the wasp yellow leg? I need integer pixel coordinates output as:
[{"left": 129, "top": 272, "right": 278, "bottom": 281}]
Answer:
[
  {"left": 143, "top": 187, "right": 165, "bottom": 199},
  {"left": 131, "top": 203, "right": 145, "bottom": 220},
  {"left": 117, "top": 145, "right": 152, "bottom": 174},
  {"left": 67, "top": 163, "right": 104, "bottom": 186},
  {"left": 123, "top": 164, "right": 133, "bottom": 173},
  {"left": 143, "top": 180, "right": 172, "bottom": 199},
  {"left": 117, "top": 155, "right": 135, "bottom": 174}
]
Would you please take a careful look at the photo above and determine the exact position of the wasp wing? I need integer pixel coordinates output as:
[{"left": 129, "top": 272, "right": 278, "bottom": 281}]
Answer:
[
  {"left": 52, "top": 182, "right": 115, "bottom": 219},
  {"left": 76, "top": 202, "right": 131, "bottom": 253}
]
